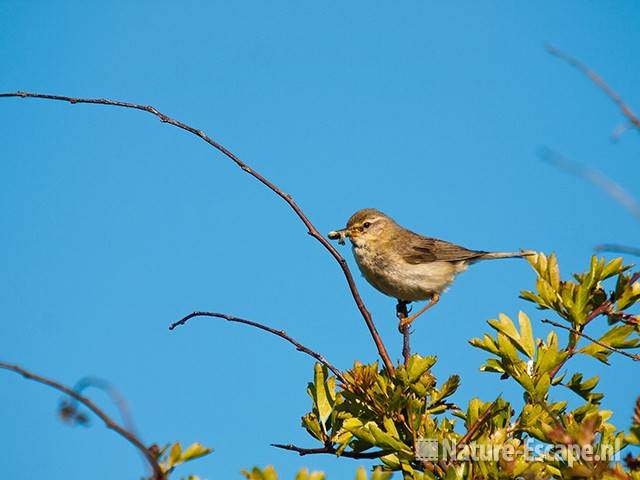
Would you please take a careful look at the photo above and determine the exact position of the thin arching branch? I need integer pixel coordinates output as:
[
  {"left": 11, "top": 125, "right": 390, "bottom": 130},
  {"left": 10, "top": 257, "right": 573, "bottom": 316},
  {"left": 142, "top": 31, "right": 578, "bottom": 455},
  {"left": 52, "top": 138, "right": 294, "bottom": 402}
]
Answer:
[
  {"left": 69, "top": 376, "right": 137, "bottom": 434},
  {"left": 542, "top": 319, "right": 640, "bottom": 362},
  {"left": 595, "top": 244, "right": 640, "bottom": 257},
  {"left": 545, "top": 44, "right": 640, "bottom": 131},
  {"left": 0, "top": 90, "right": 394, "bottom": 375},
  {"left": 0, "top": 361, "right": 164, "bottom": 480},
  {"left": 271, "top": 443, "right": 387, "bottom": 459},
  {"left": 539, "top": 147, "right": 640, "bottom": 222},
  {"left": 170, "top": 311, "right": 346, "bottom": 383}
]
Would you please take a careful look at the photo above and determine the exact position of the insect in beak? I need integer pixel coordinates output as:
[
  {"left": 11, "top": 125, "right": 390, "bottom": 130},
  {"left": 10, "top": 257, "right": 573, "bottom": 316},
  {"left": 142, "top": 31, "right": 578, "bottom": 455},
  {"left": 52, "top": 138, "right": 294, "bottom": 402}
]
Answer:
[{"left": 328, "top": 228, "right": 349, "bottom": 245}]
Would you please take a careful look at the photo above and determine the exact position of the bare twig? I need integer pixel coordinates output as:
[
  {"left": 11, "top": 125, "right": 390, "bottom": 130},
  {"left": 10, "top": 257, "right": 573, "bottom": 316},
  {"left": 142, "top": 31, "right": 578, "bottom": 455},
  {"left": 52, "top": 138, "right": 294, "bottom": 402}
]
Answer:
[
  {"left": 595, "top": 244, "right": 640, "bottom": 257},
  {"left": 548, "top": 330, "right": 579, "bottom": 380},
  {"left": 0, "top": 91, "right": 394, "bottom": 375},
  {"left": 585, "top": 300, "right": 614, "bottom": 325},
  {"left": 447, "top": 398, "right": 501, "bottom": 465},
  {"left": 542, "top": 318, "right": 640, "bottom": 362},
  {"left": 456, "top": 398, "right": 499, "bottom": 450},
  {"left": 549, "top": 300, "right": 613, "bottom": 378},
  {"left": 615, "top": 312, "right": 640, "bottom": 326},
  {"left": 546, "top": 44, "right": 640, "bottom": 131},
  {"left": 271, "top": 443, "right": 387, "bottom": 459},
  {"left": 539, "top": 147, "right": 640, "bottom": 222},
  {"left": 170, "top": 311, "right": 346, "bottom": 383},
  {"left": 0, "top": 361, "right": 164, "bottom": 480}
]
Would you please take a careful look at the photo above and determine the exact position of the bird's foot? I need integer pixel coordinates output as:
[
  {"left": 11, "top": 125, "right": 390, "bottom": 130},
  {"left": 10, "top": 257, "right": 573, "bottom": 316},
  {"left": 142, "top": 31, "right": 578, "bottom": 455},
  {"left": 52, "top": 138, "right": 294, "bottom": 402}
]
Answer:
[
  {"left": 398, "top": 317, "right": 413, "bottom": 333},
  {"left": 397, "top": 293, "right": 441, "bottom": 332}
]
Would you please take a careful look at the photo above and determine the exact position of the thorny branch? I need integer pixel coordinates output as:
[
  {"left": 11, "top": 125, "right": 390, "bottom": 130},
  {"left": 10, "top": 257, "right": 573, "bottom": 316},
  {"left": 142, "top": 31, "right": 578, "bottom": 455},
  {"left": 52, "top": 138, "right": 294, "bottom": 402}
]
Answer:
[
  {"left": 546, "top": 44, "right": 640, "bottom": 132},
  {"left": 542, "top": 318, "right": 640, "bottom": 362},
  {"left": 0, "top": 91, "right": 395, "bottom": 375},
  {"left": 170, "top": 311, "right": 346, "bottom": 384},
  {"left": 0, "top": 361, "right": 164, "bottom": 480},
  {"left": 271, "top": 443, "right": 387, "bottom": 459}
]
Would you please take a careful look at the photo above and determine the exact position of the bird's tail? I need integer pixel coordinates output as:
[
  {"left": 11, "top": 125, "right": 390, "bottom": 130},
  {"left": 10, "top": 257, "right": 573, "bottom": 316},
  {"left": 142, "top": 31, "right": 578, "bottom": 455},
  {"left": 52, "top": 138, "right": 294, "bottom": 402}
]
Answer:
[{"left": 479, "top": 250, "right": 536, "bottom": 260}]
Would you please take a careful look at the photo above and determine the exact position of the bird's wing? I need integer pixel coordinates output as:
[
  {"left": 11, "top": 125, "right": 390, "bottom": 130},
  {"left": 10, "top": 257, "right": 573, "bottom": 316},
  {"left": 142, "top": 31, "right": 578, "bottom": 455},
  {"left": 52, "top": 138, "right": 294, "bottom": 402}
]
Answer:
[{"left": 399, "top": 231, "right": 486, "bottom": 264}]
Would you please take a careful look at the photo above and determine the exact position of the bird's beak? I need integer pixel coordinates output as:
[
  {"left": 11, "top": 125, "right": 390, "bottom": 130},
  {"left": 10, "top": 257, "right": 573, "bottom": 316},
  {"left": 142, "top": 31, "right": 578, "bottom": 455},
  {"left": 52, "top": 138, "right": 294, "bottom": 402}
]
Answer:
[{"left": 327, "top": 228, "right": 349, "bottom": 245}]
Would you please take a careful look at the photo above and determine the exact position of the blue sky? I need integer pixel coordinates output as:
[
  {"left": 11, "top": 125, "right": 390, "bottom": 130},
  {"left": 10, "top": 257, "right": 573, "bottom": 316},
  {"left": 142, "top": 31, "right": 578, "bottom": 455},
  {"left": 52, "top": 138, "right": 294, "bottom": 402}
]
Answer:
[{"left": 1, "top": 1, "right": 639, "bottom": 479}]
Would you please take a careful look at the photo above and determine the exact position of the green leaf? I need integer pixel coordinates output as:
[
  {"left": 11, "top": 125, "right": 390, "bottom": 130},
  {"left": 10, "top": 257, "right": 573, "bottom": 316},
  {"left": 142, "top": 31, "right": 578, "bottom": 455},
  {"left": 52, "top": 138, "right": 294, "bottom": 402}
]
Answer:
[
  {"left": 480, "top": 358, "right": 505, "bottom": 374},
  {"left": 547, "top": 253, "right": 561, "bottom": 290},
  {"left": 518, "top": 311, "right": 535, "bottom": 359},
  {"left": 180, "top": 442, "right": 212, "bottom": 462},
  {"left": 535, "top": 331, "right": 567, "bottom": 376},
  {"left": 429, "top": 375, "right": 460, "bottom": 405},
  {"left": 406, "top": 354, "right": 437, "bottom": 383},
  {"left": 469, "top": 334, "right": 500, "bottom": 355},
  {"left": 302, "top": 412, "right": 325, "bottom": 441},
  {"left": 343, "top": 419, "right": 377, "bottom": 445},
  {"left": 242, "top": 466, "right": 278, "bottom": 480},
  {"left": 534, "top": 373, "right": 550, "bottom": 399},
  {"left": 370, "top": 467, "right": 394, "bottom": 480},
  {"left": 168, "top": 442, "right": 182, "bottom": 468},
  {"left": 369, "top": 423, "right": 412, "bottom": 453},
  {"left": 579, "top": 324, "right": 639, "bottom": 363},
  {"left": 497, "top": 332, "right": 520, "bottom": 364},
  {"left": 601, "top": 257, "right": 625, "bottom": 280},
  {"left": 616, "top": 273, "right": 640, "bottom": 310},
  {"left": 564, "top": 373, "right": 603, "bottom": 403},
  {"left": 313, "top": 363, "right": 334, "bottom": 427},
  {"left": 488, "top": 313, "right": 535, "bottom": 359},
  {"left": 488, "top": 314, "right": 520, "bottom": 345},
  {"left": 382, "top": 416, "right": 401, "bottom": 440},
  {"left": 379, "top": 453, "right": 401, "bottom": 470}
]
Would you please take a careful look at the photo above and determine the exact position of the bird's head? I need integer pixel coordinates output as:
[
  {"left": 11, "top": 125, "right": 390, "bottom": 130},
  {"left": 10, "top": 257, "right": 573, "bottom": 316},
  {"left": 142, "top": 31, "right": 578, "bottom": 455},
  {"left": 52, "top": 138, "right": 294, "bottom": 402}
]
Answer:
[{"left": 328, "top": 208, "right": 395, "bottom": 247}]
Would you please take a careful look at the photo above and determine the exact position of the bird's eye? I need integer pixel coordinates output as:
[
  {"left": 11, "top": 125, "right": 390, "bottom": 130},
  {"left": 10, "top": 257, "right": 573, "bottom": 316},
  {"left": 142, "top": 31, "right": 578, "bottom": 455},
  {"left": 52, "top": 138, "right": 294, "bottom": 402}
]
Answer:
[{"left": 362, "top": 221, "right": 371, "bottom": 229}]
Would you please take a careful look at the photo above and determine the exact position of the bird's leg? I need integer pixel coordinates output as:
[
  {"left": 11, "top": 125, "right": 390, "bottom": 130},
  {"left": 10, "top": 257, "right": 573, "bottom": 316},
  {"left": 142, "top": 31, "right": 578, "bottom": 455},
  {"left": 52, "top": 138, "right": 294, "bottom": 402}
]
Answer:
[
  {"left": 396, "top": 300, "right": 410, "bottom": 320},
  {"left": 398, "top": 293, "right": 440, "bottom": 331}
]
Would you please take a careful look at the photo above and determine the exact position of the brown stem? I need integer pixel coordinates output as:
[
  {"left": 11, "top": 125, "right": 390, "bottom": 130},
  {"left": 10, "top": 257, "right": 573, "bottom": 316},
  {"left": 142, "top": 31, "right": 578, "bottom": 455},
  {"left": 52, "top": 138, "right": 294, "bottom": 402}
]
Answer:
[
  {"left": 396, "top": 301, "right": 411, "bottom": 366},
  {"left": 456, "top": 398, "right": 499, "bottom": 449},
  {"left": 448, "top": 398, "right": 501, "bottom": 465},
  {"left": 0, "top": 361, "right": 164, "bottom": 480},
  {"left": 542, "top": 318, "right": 640, "bottom": 362},
  {"left": 546, "top": 282, "right": 639, "bottom": 379},
  {"left": 0, "top": 90, "right": 395, "bottom": 375},
  {"left": 545, "top": 44, "right": 640, "bottom": 131},
  {"left": 271, "top": 443, "right": 386, "bottom": 459},
  {"left": 170, "top": 311, "right": 346, "bottom": 383}
]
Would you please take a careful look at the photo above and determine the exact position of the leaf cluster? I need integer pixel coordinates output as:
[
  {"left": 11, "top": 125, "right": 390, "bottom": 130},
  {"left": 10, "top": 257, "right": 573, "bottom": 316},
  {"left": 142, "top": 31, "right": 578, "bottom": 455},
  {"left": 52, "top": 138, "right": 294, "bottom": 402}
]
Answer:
[{"left": 292, "top": 253, "right": 640, "bottom": 479}]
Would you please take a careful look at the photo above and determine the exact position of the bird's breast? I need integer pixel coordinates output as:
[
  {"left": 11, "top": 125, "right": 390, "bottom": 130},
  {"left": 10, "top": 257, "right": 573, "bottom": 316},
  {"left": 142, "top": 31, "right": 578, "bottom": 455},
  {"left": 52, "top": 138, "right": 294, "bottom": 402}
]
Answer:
[{"left": 352, "top": 243, "right": 466, "bottom": 302}]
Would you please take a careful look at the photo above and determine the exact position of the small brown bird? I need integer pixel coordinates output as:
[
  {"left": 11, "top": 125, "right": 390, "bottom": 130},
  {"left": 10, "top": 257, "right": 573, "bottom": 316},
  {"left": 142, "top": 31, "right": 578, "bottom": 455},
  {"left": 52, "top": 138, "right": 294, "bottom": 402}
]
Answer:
[{"left": 328, "top": 208, "right": 534, "bottom": 330}]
